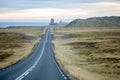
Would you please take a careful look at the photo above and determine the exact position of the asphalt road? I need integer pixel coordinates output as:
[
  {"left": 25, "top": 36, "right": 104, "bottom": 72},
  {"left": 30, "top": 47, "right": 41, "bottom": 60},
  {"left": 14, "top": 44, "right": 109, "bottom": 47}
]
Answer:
[{"left": 0, "top": 28, "right": 69, "bottom": 80}]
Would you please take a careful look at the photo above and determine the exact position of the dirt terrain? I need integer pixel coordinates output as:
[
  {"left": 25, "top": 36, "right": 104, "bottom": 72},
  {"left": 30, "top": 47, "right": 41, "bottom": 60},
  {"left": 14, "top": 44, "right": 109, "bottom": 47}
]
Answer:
[{"left": 52, "top": 27, "right": 120, "bottom": 80}]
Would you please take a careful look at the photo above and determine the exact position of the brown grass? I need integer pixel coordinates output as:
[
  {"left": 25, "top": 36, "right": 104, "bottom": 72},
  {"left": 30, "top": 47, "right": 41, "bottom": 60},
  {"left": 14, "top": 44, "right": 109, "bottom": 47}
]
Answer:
[
  {"left": 0, "top": 27, "right": 44, "bottom": 69},
  {"left": 52, "top": 27, "right": 120, "bottom": 80}
]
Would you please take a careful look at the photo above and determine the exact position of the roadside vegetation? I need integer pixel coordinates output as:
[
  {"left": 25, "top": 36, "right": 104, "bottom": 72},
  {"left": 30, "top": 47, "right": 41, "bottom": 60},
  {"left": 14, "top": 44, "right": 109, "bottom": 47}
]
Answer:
[
  {"left": 52, "top": 27, "right": 120, "bottom": 80},
  {"left": 0, "top": 27, "right": 44, "bottom": 69},
  {"left": 65, "top": 16, "right": 120, "bottom": 28}
]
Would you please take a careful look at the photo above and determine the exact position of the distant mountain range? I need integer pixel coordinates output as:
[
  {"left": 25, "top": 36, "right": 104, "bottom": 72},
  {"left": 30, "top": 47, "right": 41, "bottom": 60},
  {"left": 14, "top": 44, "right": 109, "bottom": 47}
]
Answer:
[{"left": 65, "top": 16, "right": 120, "bottom": 27}]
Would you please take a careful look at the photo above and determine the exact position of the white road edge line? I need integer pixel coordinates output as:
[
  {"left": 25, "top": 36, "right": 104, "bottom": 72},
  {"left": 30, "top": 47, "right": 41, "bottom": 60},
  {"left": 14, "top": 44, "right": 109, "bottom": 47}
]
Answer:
[
  {"left": 15, "top": 29, "right": 49, "bottom": 80},
  {"left": 53, "top": 58, "right": 68, "bottom": 80},
  {"left": 49, "top": 27, "right": 68, "bottom": 80}
]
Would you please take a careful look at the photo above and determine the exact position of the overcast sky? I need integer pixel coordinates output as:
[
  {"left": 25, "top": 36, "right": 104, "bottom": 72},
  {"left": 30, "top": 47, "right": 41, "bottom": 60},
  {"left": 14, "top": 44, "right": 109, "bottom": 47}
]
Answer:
[{"left": 0, "top": 0, "right": 120, "bottom": 22}]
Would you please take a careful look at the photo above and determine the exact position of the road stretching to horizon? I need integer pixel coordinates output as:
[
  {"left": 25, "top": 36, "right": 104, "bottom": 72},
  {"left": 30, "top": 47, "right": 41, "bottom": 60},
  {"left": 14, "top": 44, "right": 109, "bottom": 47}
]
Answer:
[{"left": 0, "top": 28, "right": 69, "bottom": 80}]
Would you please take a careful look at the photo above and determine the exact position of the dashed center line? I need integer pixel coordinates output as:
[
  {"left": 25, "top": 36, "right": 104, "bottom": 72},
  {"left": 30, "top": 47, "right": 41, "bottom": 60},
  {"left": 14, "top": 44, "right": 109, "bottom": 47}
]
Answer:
[
  {"left": 15, "top": 28, "right": 68, "bottom": 80},
  {"left": 15, "top": 29, "right": 48, "bottom": 80}
]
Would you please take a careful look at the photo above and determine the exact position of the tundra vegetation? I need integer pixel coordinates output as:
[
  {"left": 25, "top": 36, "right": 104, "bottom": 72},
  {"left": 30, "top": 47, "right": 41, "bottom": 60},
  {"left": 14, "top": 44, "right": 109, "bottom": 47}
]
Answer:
[
  {"left": 0, "top": 27, "right": 44, "bottom": 69},
  {"left": 52, "top": 27, "right": 120, "bottom": 80},
  {"left": 66, "top": 16, "right": 120, "bottom": 28}
]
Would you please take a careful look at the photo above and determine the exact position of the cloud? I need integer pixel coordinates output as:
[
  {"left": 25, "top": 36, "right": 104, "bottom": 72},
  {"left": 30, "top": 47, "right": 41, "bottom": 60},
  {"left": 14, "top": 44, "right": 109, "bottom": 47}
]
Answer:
[
  {"left": 76, "top": 0, "right": 120, "bottom": 3},
  {"left": 0, "top": 1, "right": 120, "bottom": 21},
  {"left": 0, "top": 8, "right": 88, "bottom": 21},
  {"left": 0, "top": 8, "right": 16, "bottom": 13},
  {"left": 0, "top": 0, "right": 120, "bottom": 9}
]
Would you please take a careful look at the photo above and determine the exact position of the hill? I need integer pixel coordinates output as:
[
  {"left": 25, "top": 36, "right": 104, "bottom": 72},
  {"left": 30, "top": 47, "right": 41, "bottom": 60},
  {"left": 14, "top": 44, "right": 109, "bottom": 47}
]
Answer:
[{"left": 66, "top": 16, "right": 120, "bottom": 27}]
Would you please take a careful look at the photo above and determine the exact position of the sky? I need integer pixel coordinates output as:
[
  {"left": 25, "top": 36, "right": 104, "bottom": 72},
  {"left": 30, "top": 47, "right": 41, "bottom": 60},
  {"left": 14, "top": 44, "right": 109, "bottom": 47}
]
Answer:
[{"left": 0, "top": 0, "right": 120, "bottom": 22}]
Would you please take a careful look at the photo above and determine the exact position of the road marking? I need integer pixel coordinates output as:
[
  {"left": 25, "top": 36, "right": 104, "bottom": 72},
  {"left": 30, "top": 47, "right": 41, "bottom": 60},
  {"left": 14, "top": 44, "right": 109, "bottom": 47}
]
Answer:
[
  {"left": 53, "top": 57, "right": 68, "bottom": 80},
  {"left": 64, "top": 77, "right": 67, "bottom": 80},
  {"left": 15, "top": 29, "right": 68, "bottom": 80},
  {"left": 15, "top": 29, "right": 49, "bottom": 80}
]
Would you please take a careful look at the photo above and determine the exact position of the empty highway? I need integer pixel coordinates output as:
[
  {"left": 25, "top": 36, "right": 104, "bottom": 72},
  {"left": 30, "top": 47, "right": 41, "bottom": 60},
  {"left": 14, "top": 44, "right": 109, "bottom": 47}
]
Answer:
[{"left": 0, "top": 28, "right": 68, "bottom": 80}]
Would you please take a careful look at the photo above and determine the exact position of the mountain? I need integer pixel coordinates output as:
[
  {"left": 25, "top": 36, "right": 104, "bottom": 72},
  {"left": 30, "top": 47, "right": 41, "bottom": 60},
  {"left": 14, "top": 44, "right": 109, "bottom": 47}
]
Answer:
[{"left": 65, "top": 16, "right": 120, "bottom": 27}]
